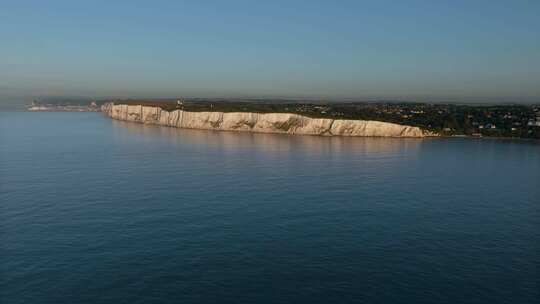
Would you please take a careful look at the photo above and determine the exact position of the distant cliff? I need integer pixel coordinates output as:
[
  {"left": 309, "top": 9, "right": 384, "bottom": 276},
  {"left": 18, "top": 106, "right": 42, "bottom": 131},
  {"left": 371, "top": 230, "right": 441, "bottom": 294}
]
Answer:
[{"left": 102, "top": 103, "right": 435, "bottom": 137}]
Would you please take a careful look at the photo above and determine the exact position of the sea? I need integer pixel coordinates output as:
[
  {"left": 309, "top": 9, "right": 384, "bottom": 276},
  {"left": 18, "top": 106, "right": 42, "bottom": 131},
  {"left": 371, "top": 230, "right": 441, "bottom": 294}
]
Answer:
[{"left": 1, "top": 111, "right": 539, "bottom": 304}]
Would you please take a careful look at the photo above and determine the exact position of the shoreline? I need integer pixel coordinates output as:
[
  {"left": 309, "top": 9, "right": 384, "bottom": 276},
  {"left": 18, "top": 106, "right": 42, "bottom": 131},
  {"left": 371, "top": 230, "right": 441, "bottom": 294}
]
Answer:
[
  {"left": 102, "top": 103, "right": 433, "bottom": 138},
  {"left": 16, "top": 107, "right": 539, "bottom": 141}
]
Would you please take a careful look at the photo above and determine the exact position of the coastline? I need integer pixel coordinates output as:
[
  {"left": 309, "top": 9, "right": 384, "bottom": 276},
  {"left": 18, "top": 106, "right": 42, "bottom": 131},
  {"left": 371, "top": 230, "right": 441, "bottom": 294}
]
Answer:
[
  {"left": 17, "top": 106, "right": 538, "bottom": 140},
  {"left": 102, "top": 103, "right": 434, "bottom": 138}
]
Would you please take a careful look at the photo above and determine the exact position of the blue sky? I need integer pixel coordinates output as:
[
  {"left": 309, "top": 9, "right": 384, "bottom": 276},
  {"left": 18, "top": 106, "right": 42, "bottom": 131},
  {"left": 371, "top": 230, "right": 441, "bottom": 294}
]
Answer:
[{"left": 1, "top": 0, "right": 539, "bottom": 102}]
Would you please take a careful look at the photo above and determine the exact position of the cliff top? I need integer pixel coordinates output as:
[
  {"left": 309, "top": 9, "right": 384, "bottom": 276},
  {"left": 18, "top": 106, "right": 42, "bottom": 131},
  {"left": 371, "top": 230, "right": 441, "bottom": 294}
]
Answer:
[{"left": 107, "top": 100, "right": 540, "bottom": 138}]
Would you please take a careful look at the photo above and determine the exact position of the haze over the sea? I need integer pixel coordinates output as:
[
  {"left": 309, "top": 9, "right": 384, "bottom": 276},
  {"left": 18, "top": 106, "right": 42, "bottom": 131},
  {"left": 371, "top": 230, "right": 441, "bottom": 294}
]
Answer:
[{"left": 1, "top": 0, "right": 539, "bottom": 104}]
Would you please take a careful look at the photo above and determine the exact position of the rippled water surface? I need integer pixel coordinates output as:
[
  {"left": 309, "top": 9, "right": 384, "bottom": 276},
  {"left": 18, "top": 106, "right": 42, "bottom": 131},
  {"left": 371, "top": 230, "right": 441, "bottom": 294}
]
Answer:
[{"left": 1, "top": 112, "right": 539, "bottom": 304}]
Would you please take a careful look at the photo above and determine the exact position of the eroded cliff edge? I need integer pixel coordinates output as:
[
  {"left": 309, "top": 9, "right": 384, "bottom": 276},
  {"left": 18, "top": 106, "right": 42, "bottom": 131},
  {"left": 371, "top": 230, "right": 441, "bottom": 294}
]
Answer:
[{"left": 102, "top": 103, "right": 436, "bottom": 137}]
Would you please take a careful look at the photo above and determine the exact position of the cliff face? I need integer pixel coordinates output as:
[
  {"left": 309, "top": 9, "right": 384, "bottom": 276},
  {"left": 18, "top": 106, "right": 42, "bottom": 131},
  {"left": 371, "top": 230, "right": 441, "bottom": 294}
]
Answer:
[{"left": 102, "top": 103, "right": 433, "bottom": 137}]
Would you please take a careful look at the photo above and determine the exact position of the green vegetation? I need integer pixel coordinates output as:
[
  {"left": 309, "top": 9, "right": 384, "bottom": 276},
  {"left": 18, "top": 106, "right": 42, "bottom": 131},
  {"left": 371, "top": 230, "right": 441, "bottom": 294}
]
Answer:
[
  {"left": 38, "top": 98, "right": 540, "bottom": 139},
  {"left": 114, "top": 100, "right": 540, "bottom": 139}
]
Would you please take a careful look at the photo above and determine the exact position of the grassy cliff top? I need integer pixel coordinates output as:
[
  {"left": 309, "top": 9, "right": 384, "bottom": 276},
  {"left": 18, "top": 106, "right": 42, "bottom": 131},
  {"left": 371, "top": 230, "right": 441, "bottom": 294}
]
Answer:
[{"left": 110, "top": 99, "right": 540, "bottom": 139}]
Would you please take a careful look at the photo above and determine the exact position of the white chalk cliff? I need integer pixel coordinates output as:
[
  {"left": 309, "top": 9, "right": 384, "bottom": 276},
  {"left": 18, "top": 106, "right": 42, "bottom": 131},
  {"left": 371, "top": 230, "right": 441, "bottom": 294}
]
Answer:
[{"left": 102, "top": 103, "right": 434, "bottom": 137}]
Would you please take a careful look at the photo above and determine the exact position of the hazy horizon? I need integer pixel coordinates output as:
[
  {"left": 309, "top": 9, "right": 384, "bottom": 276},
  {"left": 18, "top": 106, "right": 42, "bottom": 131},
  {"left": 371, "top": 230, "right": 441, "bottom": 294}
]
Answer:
[
  {"left": 2, "top": 0, "right": 539, "bottom": 103},
  {"left": 1, "top": 94, "right": 539, "bottom": 111}
]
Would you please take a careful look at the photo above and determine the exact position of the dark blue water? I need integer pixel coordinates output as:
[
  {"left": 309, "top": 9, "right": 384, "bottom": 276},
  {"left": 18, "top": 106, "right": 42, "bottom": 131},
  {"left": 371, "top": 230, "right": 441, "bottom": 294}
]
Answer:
[{"left": 1, "top": 112, "right": 539, "bottom": 304}]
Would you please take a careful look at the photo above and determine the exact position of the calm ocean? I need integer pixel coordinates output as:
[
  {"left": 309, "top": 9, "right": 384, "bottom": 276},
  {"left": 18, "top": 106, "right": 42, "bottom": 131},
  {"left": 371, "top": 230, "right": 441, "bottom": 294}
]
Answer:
[{"left": 1, "top": 112, "right": 539, "bottom": 304}]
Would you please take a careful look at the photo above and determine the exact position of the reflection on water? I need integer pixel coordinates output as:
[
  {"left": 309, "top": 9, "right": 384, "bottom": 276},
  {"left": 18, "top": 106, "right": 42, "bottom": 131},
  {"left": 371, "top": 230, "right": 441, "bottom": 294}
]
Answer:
[{"left": 111, "top": 120, "right": 424, "bottom": 157}]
